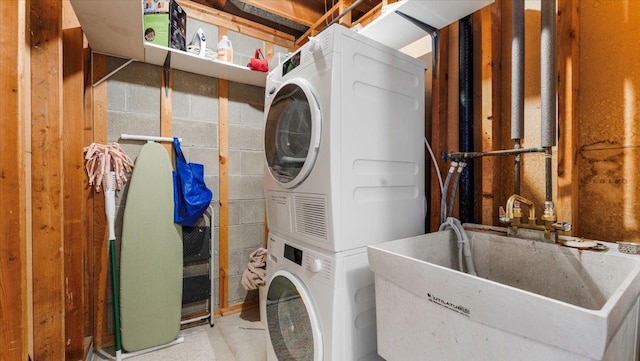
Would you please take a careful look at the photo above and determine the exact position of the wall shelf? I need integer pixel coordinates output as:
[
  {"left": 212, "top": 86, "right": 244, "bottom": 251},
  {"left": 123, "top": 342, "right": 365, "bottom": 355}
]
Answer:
[
  {"left": 69, "top": 0, "right": 267, "bottom": 87},
  {"left": 359, "top": 0, "right": 494, "bottom": 50}
]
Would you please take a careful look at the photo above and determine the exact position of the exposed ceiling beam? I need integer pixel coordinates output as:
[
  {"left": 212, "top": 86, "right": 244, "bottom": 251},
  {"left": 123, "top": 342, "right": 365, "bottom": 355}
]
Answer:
[
  {"left": 236, "top": 0, "right": 325, "bottom": 27},
  {"left": 178, "top": 0, "right": 295, "bottom": 48}
]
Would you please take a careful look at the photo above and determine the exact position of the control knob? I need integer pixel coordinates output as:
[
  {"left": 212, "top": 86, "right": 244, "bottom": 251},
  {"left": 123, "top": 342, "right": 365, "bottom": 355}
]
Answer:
[
  {"left": 310, "top": 258, "right": 323, "bottom": 273},
  {"left": 308, "top": 36, "right": 322, "bottom": 54}
]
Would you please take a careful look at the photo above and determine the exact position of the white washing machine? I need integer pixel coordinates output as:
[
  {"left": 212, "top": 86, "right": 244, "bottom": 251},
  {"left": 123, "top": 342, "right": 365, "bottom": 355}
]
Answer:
[
  {"left": 264, "top": 24, "right": 427, "bottom": 253},
  {"left": 260, "top": 233, "right": 383, "bottom": 361}
]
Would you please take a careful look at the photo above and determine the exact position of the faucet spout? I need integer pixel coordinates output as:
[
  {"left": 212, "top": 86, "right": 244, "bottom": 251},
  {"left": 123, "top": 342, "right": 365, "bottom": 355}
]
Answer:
[
  {"left": 500, "top": 194, "right": 571, "bottom": 242},
  {"left": 504, "top": 194, "right": 536, "bottom": 223}
]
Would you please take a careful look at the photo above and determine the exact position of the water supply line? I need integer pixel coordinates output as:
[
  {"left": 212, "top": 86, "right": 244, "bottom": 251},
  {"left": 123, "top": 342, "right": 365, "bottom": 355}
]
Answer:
[
  {"left": 448, "top": 162, "right": 466, "bottom": 219},
  {"left": 439, "top": 217, "right": 477, "bottom": 276},
  {"left": 440, "top": 161, "right": 458, "bottom": 224}
]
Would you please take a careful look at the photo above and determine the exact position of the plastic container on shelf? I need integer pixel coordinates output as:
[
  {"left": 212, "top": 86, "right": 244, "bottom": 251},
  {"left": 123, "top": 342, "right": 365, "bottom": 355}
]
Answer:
[{"left": 216, "top": 35, "right": 233, "bottom": 63}]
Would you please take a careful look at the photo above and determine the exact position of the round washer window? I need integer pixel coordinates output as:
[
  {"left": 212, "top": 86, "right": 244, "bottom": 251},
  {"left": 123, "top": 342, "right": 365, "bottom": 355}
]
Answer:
[
  {"left": 264, "top": 80, "right": 321, "bottom": 188},
  {"left": 266, "top": 274, "right": 320, "bottom": 361}
]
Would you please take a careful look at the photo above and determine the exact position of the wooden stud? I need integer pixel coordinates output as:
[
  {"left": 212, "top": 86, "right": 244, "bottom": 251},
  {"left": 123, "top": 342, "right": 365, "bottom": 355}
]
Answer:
[
  {"left": 82, "top": 41, "right": 95, "bottom": 358},
  {"left": 161, "top": 61, "right": 173, "bottom": 154},
  {"left": 218, "top": 76, "right": 230, "bottom": 310},
  {"left": 62, "top": 0, "right": 80, "bottom": 30},
  {"left": 430, "top": 27, "right": 450, "bottom": 231},
  {"left": 82, "top": 33, "right": 96, "bottom": 361},
  {"left": 265, "top": 42, "right": 275, "bottom": 61},
  {"left": 339, "top": 0, "right": 354, "bottom": 27},
  {"left": 0, "top": 0, "right": 28, "bottom": 359},
  {"left": 30, "top": 0, "right": 66, "bottom": 359},
  {"left": 63, "top": 26, "right": 87, "bottom": 361},
  {"left": 354, "top": 2, "right": 383, "bottom": 29},
  {"left": 92, "top": 53, "right": 112, "bottom": 349},
  {"left": 478, "top": 2, "right": 503, "bottom": 225},
  {"left": 557, "top": 0, "right": 579, "bottom": 235}
]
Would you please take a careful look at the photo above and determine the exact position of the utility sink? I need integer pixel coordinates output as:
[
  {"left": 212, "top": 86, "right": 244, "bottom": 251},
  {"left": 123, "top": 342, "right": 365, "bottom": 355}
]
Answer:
[{"left": 367, "top": 229, "right": 640, "bottom": 361}]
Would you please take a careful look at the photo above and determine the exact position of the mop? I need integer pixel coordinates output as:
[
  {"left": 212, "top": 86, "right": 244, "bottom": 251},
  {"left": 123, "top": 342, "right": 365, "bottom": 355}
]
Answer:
[{"left": 84, "top": 142, "right": 134, "bottom": 361}]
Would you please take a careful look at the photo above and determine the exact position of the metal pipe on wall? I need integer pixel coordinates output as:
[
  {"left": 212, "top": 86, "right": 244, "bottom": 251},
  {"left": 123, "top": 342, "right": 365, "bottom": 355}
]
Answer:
[
  {"left": 512, "top": 0, "right": 525, "bottom": 195},
  {"left": 511, "top": 0, "right": 525, "bottom": 141},
  {"left": 459, "top": 15, "right": 474, "bottom": 223},
  {"left": 541, "top": 0, "right": 557, "bottom": 203},
  {"left": 327, "top": 0, "right": 366, "bottom": 27},
  {"left": 541, "top": 0, "right": 557, "bottom": 149}
]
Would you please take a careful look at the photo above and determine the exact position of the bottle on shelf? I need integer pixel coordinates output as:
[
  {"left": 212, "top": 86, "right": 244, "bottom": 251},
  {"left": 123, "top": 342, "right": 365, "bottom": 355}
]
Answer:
[{"left": 217, "top": 35, "right": 233, "bottom": 63}]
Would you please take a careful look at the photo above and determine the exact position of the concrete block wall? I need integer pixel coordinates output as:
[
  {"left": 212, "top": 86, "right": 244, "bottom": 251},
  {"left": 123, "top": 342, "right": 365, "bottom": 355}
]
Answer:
[{"left": 105, "top": 18, "right": 277, "bottom": 320}]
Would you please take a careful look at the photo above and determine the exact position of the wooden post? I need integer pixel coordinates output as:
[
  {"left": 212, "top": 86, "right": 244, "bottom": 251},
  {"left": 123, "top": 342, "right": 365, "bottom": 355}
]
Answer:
[
  {"left": 30, "top": 0, "right": 66, "bottom": 358},
  {"left": 430, "top": 27, "right": 450, "bottom": 231},
  {"left": 62, "top": 26, "right": 87, "bottom": 361},
  {"left": 338, "top": 0, "right": 353, "bottom": 27},
  {"left": 161, "top": 62, "right": 173, "bottom": 154},
  {"left": 92, "top": 53, "right": 112, "bottom": 349},
  {"left": 557, "top": 0, "right": 579, "bottom": 235},
  {"left": 0, "top": 0, "right": 28, "bottom": 359},
  {"left": 218, "top": 78, "right": 230, "bottom": 310},
  {"left": 82, "top": 31, "right": 95, "bottom": 357},
  {"left": 218, "top": 27, "right": 230, "bottom": 310},
  {"left": 478, "top": 2, "right": 503, "bottom": 226}
]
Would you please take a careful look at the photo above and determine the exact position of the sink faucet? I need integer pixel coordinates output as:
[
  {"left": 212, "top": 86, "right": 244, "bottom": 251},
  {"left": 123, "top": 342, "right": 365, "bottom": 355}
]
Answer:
[{"left": 500, "top": 194, "right": 571, "bottom": 241}]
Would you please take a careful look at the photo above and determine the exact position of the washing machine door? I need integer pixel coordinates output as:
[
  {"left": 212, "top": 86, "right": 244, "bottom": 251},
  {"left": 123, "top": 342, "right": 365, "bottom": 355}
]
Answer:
[
  {"left": 264, "top": 79, "right": 321, "bottom": 189},
  {"left": 266, "top": 270, "right": 322, "bottom": 361}
]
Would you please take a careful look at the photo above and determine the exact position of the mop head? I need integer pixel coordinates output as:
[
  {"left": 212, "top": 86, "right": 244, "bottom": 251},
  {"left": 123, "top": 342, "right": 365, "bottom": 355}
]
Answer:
[{"left": 84, "top": 142, "right": 134, "bottom": 191}]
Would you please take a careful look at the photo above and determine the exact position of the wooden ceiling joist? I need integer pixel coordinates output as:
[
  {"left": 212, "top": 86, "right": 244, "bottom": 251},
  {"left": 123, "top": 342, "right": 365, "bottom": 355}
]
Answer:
[
  {"left": 178, "top": 0, "right": 295, "bottom": 49},
  {"left": 236, "top": 0, "right": 325, "bottom": 27},
  {"left": 295, "top": 1, "right": 342, "bottom": 48}
]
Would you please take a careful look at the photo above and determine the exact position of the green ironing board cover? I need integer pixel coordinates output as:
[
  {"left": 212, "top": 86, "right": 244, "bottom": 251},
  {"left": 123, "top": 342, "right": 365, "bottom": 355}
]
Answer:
[{"left": 120, "top": 141, "right": 182, "bottom": 352}]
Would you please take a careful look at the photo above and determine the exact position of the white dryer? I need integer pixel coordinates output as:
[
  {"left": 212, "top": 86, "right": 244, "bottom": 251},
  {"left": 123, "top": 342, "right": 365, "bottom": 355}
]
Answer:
[
  {"left": 260, "top": 233, "right": 383, "bottom": 361},
  {"left": 264, "top": 24, "right": 427, "bottom": 253}
]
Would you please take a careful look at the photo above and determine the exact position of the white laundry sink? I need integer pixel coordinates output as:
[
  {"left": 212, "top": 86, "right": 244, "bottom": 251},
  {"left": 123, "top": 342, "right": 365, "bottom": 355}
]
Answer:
[{"left": 367, "top": 229, "right": 640, "bottom": 361}]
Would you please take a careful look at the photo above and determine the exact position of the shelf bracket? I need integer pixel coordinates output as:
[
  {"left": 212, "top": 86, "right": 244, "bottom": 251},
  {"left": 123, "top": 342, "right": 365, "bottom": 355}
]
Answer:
[
  {"left": 92, "top": 54, "right": 136, "bottom": 88},
  {"left": 396, "top": 10, "right": 440, "bottom": 79},
  {"left": 163, "top": 52, "right": 171, "bottom": 98}
]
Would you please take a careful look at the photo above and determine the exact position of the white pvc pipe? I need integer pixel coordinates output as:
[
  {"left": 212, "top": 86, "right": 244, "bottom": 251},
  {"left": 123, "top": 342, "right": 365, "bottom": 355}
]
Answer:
[{"left": 120, "top": 134, "right": 181, "bottom": 143}]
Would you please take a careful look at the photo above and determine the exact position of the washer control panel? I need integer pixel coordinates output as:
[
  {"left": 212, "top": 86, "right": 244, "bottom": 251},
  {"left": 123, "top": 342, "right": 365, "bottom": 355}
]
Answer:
[
  {"left": 270, "top": 234, "right": 334, "bottom": 283},
  {"left": 302, "top": 253, "right": 333, "bottom": 282}
]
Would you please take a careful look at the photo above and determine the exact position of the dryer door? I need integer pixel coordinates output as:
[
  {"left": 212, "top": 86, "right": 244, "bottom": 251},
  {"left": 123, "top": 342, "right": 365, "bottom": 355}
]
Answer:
[
  {"left": 264, "top": 79, "right": 321, "bottom": 189},
  {"left": 266, "top": 270, "right": 322, "bottom": 361}
]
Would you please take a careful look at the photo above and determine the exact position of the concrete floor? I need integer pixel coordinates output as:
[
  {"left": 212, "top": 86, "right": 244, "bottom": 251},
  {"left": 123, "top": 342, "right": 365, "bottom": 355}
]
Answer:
[
  {"left": 203, "top": 306, "right": 266, "bottom": 361},
  {"left": 92, "top": 307, "right": 266, "bottom": 361}
]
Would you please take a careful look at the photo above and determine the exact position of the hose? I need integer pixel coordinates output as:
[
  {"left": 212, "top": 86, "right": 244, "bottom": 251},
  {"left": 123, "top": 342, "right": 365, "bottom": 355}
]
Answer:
[
  {"left": 447, "top": 162, "right": 466, "bottom": 218},
  {"left": 424, "top": 137, "right": 444, "bottom": 199},
  {"left": 439, "top": 217, "right": 476, "bottom": 276},
  {"left": 440, "top": 162, "right": 458, "bottom": 224}
]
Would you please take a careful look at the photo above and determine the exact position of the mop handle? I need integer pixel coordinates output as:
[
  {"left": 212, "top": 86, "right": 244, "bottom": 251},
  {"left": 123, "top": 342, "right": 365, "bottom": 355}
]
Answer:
[{"left": 104, "top": 172, "right": 117, "bottom": 241}]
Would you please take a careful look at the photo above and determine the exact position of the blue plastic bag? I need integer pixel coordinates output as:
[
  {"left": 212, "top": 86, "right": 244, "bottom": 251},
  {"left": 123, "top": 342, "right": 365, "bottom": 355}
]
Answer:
[{"left": 173, "top": 137, "right": 213, "bottom": 226}]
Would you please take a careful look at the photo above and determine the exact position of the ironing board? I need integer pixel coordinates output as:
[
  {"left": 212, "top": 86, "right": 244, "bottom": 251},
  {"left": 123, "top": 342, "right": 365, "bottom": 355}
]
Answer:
[{"left": 120, "top": 141, "right": 182, "bottom": 352}]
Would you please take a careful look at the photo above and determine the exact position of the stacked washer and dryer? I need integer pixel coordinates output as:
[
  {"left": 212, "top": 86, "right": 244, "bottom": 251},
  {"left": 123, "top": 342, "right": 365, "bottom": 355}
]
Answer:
[{"left": 261, "top": 24, "right": 426, "bottom": 361}]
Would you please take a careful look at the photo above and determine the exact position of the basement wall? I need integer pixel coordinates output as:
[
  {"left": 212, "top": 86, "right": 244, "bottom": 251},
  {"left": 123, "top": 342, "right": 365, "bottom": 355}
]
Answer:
[
  {"left": 494, "top": 0, "right": 639, "bottom": 243},
  {"left": 103, "top": 18, "right": 287, "bottom": 333},
  {"left": 578, "top": 0, "right": 640, "bottom": 243}
]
